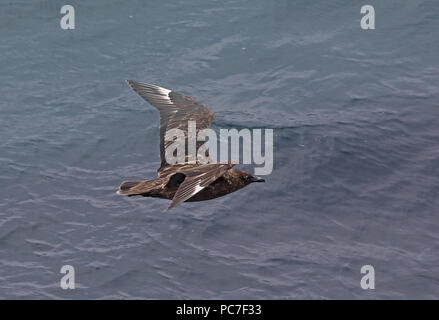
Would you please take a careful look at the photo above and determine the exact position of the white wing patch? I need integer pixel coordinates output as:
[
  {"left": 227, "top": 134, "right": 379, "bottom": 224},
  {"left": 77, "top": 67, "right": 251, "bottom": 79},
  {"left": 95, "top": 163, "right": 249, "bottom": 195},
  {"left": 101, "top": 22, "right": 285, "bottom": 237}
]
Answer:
[
  {"left": 126, "top": 80, "right": 175, "bottom": 109},
  {"left": 155, "top": 85, "right": 172, "bottom": 104},
  {"left": 194, "top": 183, "right": 204, "bottom": 194}
]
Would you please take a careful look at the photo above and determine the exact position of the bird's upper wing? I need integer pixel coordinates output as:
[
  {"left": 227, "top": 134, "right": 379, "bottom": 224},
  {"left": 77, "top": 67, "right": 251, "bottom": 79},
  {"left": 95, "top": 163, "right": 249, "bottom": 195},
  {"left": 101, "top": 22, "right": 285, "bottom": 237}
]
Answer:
[
  {"left": 167, "top": 163, "right": 235, "bottom": 210},
  {"left": 126, "top": 80, "right": 215, "bottom": 174}
]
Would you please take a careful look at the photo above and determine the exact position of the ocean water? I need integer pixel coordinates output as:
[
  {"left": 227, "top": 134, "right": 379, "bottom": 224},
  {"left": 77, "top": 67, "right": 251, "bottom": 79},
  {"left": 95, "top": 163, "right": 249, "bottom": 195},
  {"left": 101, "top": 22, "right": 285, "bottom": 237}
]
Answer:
[{"left": 1, "top": 0, "right": 438, "bottom": 299}]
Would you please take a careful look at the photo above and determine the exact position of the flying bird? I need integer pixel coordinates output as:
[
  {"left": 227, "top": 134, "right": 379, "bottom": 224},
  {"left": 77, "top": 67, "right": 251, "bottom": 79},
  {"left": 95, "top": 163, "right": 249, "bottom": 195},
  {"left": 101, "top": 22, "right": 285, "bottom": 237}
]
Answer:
[{"left": 117, "top": 81, "right": 265, "bottom": 210}]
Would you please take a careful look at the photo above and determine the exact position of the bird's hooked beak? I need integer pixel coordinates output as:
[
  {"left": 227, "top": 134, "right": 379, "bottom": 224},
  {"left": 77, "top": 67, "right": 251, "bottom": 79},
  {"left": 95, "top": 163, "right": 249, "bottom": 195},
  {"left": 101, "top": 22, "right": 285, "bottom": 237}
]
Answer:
[{"left": 251, "top": 176, "right": 265, "bottom": 183}]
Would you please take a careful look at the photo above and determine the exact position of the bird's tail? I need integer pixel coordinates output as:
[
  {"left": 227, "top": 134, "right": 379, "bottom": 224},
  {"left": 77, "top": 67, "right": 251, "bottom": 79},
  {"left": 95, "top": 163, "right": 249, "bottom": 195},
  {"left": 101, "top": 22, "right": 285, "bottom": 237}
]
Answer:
[{"left": 116, "top": 181, "right": 143, "bottom": 195}]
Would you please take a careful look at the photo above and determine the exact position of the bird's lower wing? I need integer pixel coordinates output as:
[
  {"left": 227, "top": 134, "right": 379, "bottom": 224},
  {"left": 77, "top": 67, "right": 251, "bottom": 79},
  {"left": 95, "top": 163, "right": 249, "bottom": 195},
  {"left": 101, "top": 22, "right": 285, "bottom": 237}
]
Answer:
[{"left": 167, "top": 163, "right": 235, "bottom": 210}]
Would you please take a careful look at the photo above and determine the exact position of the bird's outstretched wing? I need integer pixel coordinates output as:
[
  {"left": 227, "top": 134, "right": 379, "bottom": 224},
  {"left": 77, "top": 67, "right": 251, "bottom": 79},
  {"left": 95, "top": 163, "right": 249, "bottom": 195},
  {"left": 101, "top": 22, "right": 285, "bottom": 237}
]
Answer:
[
  {"left": 126, "top": 80, "right": 215, "bottom": 174},
  {"left": 167, "top": 163, "right": 235, "bottom": 210}
]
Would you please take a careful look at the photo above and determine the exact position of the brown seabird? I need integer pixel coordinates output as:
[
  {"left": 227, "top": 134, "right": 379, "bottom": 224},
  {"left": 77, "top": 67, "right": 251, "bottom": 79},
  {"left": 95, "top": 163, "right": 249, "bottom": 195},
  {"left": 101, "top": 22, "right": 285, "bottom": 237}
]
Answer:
[{"left": 117, "top": 81, "right": 265, "bottom": 210}]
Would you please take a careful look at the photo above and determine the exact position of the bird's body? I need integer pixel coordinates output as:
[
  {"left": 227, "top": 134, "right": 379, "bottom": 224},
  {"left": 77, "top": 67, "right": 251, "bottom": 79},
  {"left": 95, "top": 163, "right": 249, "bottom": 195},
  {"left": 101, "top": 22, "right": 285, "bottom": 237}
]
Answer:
[
  {"left": 119, "top": 167, "right": 259, "bottom": 201},
  {"left": 117, "top": 81, "right": 264, "bottom": 210}
]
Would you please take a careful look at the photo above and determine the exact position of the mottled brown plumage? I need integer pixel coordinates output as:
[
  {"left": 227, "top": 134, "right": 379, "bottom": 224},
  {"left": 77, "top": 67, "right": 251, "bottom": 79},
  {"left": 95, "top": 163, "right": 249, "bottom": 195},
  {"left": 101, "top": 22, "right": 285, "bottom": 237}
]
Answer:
[{"left": 117, "top": 81, "right": 264, "bottom": 210}]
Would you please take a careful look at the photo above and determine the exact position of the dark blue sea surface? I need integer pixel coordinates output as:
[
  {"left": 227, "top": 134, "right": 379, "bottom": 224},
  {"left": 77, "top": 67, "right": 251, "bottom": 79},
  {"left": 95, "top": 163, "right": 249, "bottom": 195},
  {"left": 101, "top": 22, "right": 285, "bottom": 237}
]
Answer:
[{"left": 1, "top": 0, "right": 438, "bottom": 299}]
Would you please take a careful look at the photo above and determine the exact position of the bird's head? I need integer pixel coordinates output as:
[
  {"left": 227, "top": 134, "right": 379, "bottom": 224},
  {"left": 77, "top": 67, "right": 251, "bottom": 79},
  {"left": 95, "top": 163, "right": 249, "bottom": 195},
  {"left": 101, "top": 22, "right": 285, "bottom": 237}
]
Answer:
[{"left": 240, "top": 171, "right": 265, "bottom": 185}]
